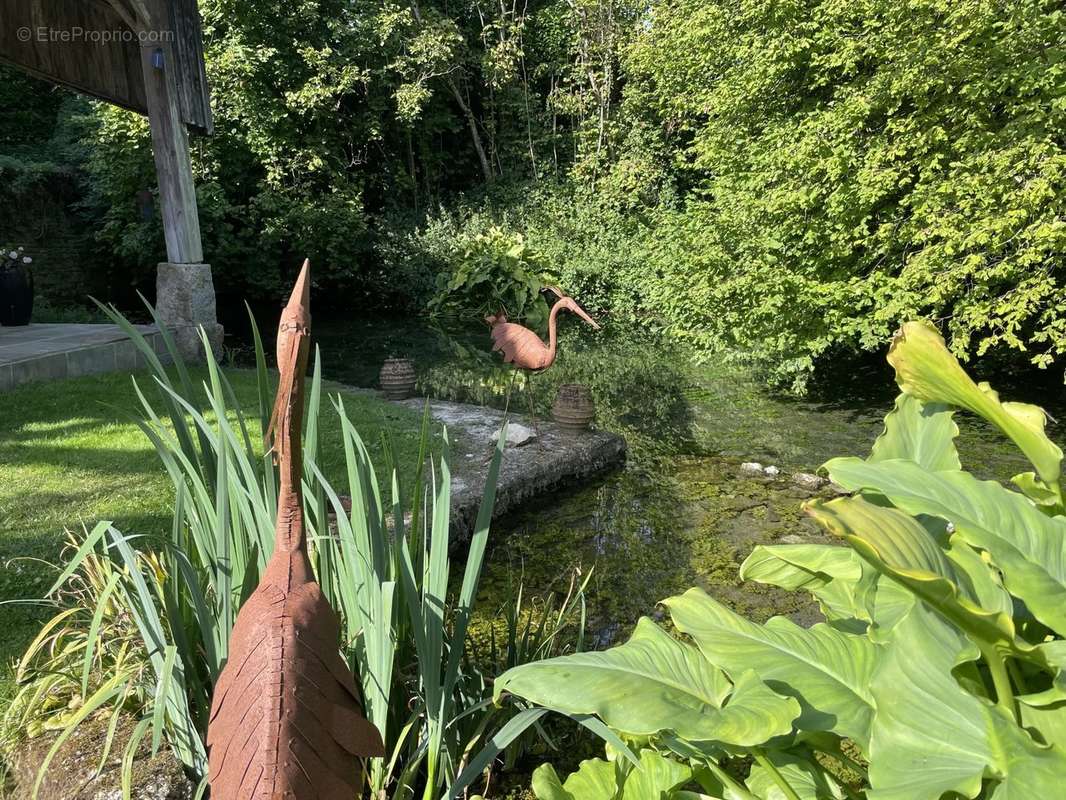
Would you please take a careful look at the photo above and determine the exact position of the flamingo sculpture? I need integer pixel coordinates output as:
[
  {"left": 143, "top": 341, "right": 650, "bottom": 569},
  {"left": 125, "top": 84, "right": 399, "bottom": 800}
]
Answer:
[
  {"left": 207, "top": 261, "right": 383, "bottom": 800},
  {"left": 487, "top": 287, "right": 600, "bottom": 434}
]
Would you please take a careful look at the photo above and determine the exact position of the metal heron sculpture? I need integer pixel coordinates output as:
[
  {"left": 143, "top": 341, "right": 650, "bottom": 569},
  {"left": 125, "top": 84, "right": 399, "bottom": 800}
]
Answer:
[
  {"left": 487, "top": 286, "right": 600, "bottom": 434},
  {"left": 207, "top": 260, "right": 384, "bottom": 800}
]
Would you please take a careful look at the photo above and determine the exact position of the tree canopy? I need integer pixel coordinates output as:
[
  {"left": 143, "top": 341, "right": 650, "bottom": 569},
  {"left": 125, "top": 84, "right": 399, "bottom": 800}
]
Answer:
[{"left": 3, "top": 0, "right": 1063, "bottom": 389}]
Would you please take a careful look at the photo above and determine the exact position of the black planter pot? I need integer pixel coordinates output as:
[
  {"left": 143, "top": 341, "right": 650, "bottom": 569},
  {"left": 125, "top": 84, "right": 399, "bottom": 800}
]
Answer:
[{"left": 0, "top": 266, "right": 33, "bottom": 326}]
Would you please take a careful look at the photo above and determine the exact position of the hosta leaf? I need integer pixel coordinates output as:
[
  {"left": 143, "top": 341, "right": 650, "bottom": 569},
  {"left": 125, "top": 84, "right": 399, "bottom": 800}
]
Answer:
[
  {"left": 887, "top": 321, "right": 1062, "bottom": 505},
  {"left": 825, "top": 457, "right": 1066, "bottom": 635},
  {"left": 869, "top": 393, "right": 960, "bottom": 471},
  {"left": 663, "top": 588, "right": 879, "bottom": 748},
  {"left": 944, "top": 534, "right": 1014, "bottom": 618},
  {"left": 805, "top": 496, "right": 1018, "bottom": 656},
  {"left": 531, "top": 764, "right": 572, "bottom": 800},
  {"left": 746, "top": 751, "right": 845, "bottom": 800},
  {"left": 495, "top": 618, "right": 798, "bottom": 747},
  {"left": 867, "top": 604, "right": 1066, "bottom": 800},
  {"left": 1011, "top": 471, "right": 1062, "bottom": 508},
  {"left": 532, "top": 751, "right": 693, "bottom": 800},
  {"left": 568, "top": 762, "right": 617, "bottom": 799},
  {"left": 740, "top": 545, "right": 861, "bottom": 591},
  {"left": 1018, "top": 687, "right": 1066, "bottom": 749}
]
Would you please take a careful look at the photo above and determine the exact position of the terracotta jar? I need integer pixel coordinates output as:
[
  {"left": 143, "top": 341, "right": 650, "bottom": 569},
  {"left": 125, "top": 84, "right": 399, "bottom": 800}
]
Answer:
[
  {"left": 552, "top": 383, "right": 595, "bottom": 433},
  {"left": 380, "top": 358, "right": 417, "bottom": 399}
]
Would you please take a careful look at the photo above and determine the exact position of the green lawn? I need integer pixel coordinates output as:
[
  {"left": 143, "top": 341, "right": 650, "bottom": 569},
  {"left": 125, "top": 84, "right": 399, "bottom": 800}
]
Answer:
[{"left": 0, "top": 367, "right": 429, "bottom": 699}]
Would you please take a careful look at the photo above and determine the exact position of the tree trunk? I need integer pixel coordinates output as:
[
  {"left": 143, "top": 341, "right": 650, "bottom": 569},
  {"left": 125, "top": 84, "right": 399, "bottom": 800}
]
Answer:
[{"left": 447, "top": 77, "right": 493, "bottom": 183}]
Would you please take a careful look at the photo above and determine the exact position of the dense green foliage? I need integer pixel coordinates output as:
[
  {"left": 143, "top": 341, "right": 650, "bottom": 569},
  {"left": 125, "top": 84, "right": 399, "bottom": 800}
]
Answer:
[
  {"left": 484, "top": 321, "right": 1066, "bottom": 799},
  {"left": 5, "top": 0, "right": 1065, "bottom": 385},
  {"left": 0, "top": 355, "right": 425, "bottom": 706},
  {"left": 427, "top": 226, "right": 554, "bottom": 331},
  {"left": 626, "top": 0, "right": 1066, "bottom": 388}
]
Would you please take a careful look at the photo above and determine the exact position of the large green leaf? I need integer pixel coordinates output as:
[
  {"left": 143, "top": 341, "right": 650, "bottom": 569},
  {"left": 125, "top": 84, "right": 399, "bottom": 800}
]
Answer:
[
  {"left": 620, "top": 749, "right": 693, "bottom": 800},
  {"left": 532, "top": 750, "right": 692, "bottom": 800},
  {"left": 532, "top": 759, "right": 619, "bottom": 800},
  {"left": 740, "top": 544, "right": 913, "bottom": 637},
  {"left": 868, "top": 393, "right": 960, "bottom": 471},
  {"left": 867, "top": 604, "right": 1066, "bottom": 800},
  {"left": 663, "top": 588, "right": 879, "bottom": 748},
  {"left": 887, "top": 321, "right": 1062, "bottom": 505},
  {"left": 531, "top": 764, "right": 572, "bottom": 800},
  {"left": 805, "top": 496, "right": 1020, "bottom": 657},
  {"left": 825, "top": 457, "right": 1066, "bottom": 635},
  {"left": 495, "top": 617, "right": 798, "bottom": 747},
  {"left": 1018, "top": 686, "right": 1066, "bottom": 750}
]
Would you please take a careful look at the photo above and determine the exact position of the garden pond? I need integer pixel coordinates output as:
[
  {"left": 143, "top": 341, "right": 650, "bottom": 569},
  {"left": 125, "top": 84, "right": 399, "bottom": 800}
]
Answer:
[{"left": 308, "top": 316, "right": 1065, "bottom": 642}]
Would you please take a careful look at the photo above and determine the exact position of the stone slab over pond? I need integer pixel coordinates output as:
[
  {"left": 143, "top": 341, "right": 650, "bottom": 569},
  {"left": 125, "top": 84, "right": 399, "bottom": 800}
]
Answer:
[{"left": 392, "top": 397, "right": 627, "bottom": 538}]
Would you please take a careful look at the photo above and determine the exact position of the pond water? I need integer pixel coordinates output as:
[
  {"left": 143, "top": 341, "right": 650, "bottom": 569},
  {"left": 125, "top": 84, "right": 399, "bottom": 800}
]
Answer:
[{"left": 309, "top": 315, "right": 1064, "bottom": 641}]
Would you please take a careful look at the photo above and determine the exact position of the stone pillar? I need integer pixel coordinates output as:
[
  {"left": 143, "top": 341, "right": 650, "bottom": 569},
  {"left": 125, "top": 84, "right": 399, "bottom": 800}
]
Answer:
[{"left": 156, "top": 262, "right": 224, "bottom": 361}]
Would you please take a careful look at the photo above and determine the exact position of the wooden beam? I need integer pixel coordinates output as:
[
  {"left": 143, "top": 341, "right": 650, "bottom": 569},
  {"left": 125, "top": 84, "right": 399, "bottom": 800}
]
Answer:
[{"left": 140, "top": 0, "right": 202, "bottom": 263}]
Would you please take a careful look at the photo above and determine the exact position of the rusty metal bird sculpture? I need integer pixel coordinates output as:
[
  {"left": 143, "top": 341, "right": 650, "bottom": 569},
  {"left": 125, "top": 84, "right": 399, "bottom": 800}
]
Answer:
[
  {"left": 487, "top": 287, "right": 599, "bottom": 372},
  {"left": 487, "top": 287, "right": 599, "bottom": 435},
  {"left": 207, "top": 260, "right": 384, "bottom": 800}
]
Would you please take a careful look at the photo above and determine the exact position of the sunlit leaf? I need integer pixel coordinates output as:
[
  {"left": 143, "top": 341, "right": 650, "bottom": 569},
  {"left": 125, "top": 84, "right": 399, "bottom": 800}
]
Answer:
[
  {"left": 887, "top": 321, "right": 1062, "bottom": 506},
  {"left": 825, "top": 457, "right": 1066, "bottom": 635},
  {"left": 664, "top": 588, "right": 879, "bottom": 748},
  {"left": 867, "top": 605, "right": 1066, "bottom": 800},
  {"left": 496, "top": 617, "right": 798, "bottom": 747}
]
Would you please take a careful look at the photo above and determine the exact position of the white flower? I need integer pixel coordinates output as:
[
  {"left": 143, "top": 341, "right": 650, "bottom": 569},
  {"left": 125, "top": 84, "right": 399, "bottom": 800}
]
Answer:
[
  {"left": 7, "top": 251, "right": 16, "bottom": 259},
  {"left": 22, "top": 256, "right": 31, "bottom": 264}
]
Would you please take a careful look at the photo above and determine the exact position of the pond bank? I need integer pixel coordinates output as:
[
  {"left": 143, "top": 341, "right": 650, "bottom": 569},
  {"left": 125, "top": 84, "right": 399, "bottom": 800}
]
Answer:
[{"left": 391, "top": 397, "right": 626, "bottom": 538}]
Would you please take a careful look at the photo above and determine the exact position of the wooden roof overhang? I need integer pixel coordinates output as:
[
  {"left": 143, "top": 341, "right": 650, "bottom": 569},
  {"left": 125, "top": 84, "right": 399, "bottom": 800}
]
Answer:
[{"left": 0, "top": 0, "right": 211, "bottom": 134}]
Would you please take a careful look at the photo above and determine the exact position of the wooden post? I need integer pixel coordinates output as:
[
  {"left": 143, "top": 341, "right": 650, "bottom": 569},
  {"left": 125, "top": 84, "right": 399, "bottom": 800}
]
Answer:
[
  {"left": 136, "top": 0, "right": 220, "bottom": 361},
  {"left": 139, "top": 0, "right": 202, "bottom": 264}
]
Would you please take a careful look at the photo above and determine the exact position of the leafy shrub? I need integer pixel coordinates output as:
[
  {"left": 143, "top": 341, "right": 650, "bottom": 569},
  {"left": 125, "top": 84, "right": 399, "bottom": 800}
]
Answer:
[
  {"left": 428, "top": 224, "right": 555, "bottom": 331},
  {"left": 2, "top": 533, "right": 152, "bottom": 796},
  {"left": 627, "top": 0, "right": 1066, "bottom": 390},
  {"left": 475, "top": 320, "right": 1066, "bottom": 799}
]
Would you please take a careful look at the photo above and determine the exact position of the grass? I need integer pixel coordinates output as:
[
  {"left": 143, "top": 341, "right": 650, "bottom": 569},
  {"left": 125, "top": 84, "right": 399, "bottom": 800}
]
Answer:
[{"left": 0, "top": 366, "right": 429, "bottom": 701}]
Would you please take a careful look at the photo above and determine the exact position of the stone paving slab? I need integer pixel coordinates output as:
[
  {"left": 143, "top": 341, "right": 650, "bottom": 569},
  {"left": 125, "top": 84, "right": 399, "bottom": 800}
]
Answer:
[
  {"left": 0, "top": 323, "right": 170, "bottom": 392},
  {"left": 394, "top": 397, "right": 627, "bottom": 539}
]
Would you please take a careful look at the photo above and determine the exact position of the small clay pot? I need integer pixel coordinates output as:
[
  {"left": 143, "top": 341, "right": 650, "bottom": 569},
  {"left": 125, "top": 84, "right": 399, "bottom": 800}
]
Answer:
[
  {"left": 552, "top": 383, "right": 595, "bottom": 433},
  {"left": 380, "top": 357, "right": 417, "bottom": 399}
]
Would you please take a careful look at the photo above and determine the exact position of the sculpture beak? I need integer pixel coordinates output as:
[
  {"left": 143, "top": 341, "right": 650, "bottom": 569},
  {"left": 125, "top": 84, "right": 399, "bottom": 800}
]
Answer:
[
  {"left": 267, "top": 259, "right": 312, "bottom": 458},
  {"left": 287, "top": 258, "right": 311, "bottom": 316},
  {"left": 570, "top": 300, "right": 601, "bottom": 330}
]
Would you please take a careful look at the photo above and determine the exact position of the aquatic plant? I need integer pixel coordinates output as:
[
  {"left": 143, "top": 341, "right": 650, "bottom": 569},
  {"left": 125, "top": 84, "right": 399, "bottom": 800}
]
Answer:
[{"left": 467, "top": 320, "right": 1066, "bottom": 799}]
